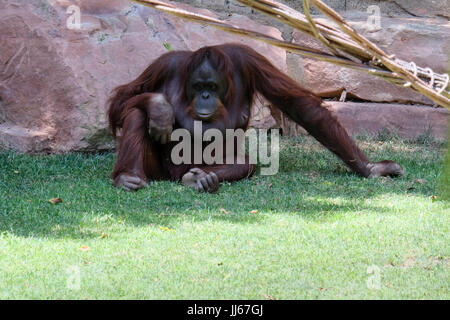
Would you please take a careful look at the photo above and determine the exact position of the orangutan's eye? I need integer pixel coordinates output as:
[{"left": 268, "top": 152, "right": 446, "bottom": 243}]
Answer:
[{"left": 208, "top": 83, "right": 217, "bottom": 91}]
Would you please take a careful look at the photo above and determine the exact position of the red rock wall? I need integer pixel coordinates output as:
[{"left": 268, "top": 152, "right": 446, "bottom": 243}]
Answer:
[{"left": 0, "top": 0, "right": 448, "bottom": 153}]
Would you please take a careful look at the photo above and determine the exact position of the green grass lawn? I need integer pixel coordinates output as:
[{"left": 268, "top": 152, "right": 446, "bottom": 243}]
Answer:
[{"left": 0, "top": 135, "right": 448, "bottom": 299}]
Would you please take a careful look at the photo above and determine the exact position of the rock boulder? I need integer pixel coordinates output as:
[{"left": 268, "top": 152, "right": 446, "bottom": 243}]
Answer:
[
  {"left": 290, "top": 15, "right": 449, "bottom": 105},
  {"left": 0, "top": 0, "right": 286, "bottom": 153}
]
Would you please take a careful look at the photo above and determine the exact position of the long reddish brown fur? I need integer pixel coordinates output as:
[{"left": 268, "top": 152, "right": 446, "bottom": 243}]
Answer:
[{"left": 108, "top": 43, "right": 372, "bottom": 185}]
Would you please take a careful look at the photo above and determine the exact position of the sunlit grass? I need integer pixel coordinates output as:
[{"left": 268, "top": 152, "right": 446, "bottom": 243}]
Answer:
[{"left": 0, "top": 135, "right": 448, "bottom": 299}]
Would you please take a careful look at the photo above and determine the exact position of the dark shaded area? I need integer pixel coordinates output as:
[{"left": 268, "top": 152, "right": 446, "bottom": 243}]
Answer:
[
  {"left": 440, "top": 131, "right": 450, "bottom": 200},
  {"left": 0, "top": 136, "right": 445, "bottom": 239}
]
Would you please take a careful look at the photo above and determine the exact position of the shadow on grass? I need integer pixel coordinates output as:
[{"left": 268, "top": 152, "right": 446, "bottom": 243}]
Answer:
[{"left": 0, "top": 136, "right": 445, "bottom": 239}]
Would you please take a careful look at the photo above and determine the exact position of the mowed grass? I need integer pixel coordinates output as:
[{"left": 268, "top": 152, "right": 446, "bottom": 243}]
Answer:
[{"left": 0, "top": 135, "right": 448, "bottom": 299}]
